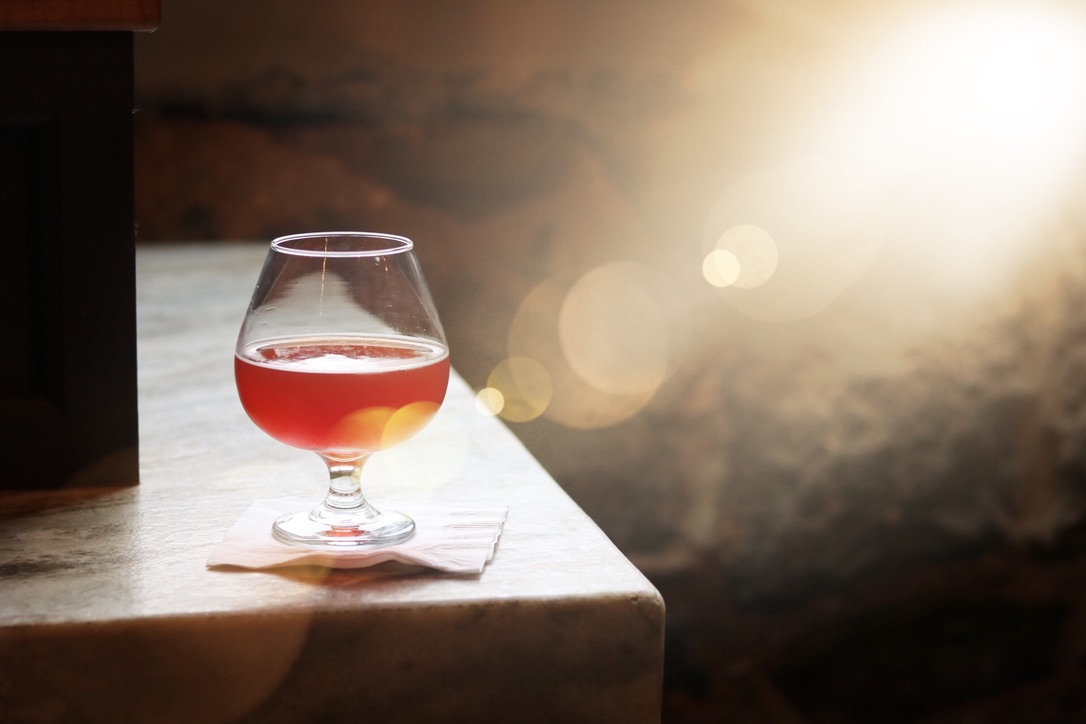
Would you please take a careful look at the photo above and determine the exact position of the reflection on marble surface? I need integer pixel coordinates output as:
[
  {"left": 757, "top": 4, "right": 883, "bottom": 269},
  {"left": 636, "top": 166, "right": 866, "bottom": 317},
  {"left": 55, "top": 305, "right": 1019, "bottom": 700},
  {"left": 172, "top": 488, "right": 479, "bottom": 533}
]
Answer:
[{"left": 0, "top": 244, "right": 663, "bottom": 723}]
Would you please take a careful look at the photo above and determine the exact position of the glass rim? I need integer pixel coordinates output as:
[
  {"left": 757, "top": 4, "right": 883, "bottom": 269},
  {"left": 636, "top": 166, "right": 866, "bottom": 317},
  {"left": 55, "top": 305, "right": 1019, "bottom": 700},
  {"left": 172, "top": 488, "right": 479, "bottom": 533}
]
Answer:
[{"left": 270, "top": 231, "right": 414, "bottom": 257}]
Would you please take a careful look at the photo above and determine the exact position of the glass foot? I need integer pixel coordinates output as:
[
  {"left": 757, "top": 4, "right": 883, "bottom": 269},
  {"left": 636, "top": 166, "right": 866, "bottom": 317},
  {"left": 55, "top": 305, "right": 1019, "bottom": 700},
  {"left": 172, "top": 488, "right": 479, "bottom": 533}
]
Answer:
[{"left": 272, "top": 502, "right": 415, "bottom": 548}]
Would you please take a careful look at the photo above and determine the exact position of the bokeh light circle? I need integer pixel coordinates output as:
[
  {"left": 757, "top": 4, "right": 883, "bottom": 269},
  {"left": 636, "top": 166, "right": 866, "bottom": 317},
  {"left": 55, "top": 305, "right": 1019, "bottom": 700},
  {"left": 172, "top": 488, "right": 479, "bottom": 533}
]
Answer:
[
  {"left": 485, "top": 357, "right": 552, "bottom": 423},
  {"left": 715, "top": 224, "right": 779, "bottom": 289},
  {"left": 702, "top": 249, "right": 741, "bottom": 288},
  {"left": 507, "top": 261, "right": 683, "bottom": 430},
  {"left": 558, "top": 262, "right": 670, "bottom": 396},
  {"left": 703, "top": 156, "right": 883, "bottom": 323},
  {"left": 475, "top": 387, "right": 504, "bottom": 417}
]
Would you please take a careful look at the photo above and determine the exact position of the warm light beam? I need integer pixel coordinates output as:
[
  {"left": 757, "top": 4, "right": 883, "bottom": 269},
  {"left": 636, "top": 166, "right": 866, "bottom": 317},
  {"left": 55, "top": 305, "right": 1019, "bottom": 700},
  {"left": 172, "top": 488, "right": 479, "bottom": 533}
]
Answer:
[
  {"left": 845, "top": 3, "right": 1086, "bottom": 196},
  {"left": 810, "top": 1, "right": 1086, "bottom": 296}
]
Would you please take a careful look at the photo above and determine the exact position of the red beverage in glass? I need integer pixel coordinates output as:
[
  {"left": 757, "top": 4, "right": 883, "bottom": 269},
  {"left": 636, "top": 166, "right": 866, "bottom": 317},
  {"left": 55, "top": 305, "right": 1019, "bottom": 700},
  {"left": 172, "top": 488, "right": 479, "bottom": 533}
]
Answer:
[{"left": 235, "top": 335, "right": 450, "bottom": 457}]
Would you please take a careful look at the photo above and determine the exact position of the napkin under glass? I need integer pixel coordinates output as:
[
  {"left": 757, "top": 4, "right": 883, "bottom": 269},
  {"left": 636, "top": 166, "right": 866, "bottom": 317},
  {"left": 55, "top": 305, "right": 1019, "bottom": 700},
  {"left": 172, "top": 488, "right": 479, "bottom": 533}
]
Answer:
[{"left": 207, "top": 497, "right": 507, "bottom": 574}]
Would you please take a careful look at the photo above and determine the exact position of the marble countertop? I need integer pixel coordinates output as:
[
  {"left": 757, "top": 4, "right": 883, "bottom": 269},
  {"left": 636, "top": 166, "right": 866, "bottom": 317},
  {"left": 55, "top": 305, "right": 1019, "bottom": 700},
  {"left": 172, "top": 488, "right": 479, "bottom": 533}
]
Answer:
[{"left": 0, "top": 242, "right": 663, "bottom": 723}]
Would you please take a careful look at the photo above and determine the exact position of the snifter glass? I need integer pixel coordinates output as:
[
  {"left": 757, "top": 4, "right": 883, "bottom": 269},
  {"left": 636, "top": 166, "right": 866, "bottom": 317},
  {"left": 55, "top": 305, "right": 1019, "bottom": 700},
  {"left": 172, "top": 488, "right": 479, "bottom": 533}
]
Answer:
[{"left": 235, "top": 232, "right": 449, "bottom": 548}]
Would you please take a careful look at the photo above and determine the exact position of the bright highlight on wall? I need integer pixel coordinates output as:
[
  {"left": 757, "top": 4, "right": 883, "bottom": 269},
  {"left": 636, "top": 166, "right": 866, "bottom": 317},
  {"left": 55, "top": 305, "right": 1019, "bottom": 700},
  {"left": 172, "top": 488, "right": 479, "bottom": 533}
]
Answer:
[
  {"left": 856, "top": 2, "right": 1086, "bottom": 192},
  {"left": 705, "top": 1, "right": 1086, "bottom": 316},
  {"left": 482, "top": 1, "right": 1086, "bottom": 431}
]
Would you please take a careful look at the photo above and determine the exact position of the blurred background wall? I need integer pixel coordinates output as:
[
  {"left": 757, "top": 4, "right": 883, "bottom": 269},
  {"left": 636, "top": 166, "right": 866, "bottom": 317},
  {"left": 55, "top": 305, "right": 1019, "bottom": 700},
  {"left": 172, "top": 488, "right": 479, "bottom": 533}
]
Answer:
[{"left": 135, "top": 0, "right": 1086, "bottom": 720}]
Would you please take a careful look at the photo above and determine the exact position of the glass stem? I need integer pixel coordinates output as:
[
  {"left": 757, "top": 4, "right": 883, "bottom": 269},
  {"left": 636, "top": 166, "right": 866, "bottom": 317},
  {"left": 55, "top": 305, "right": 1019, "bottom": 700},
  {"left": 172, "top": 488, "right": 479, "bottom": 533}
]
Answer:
[{"left": 321, "top": 455, "right": 370, "bottom": 510}]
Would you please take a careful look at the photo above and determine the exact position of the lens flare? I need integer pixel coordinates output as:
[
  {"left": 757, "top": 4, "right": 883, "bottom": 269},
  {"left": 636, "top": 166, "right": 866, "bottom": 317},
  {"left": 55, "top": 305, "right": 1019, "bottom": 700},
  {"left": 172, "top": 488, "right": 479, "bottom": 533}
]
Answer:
[
  {"left": 703, "top": 249, "right": 741, "bottom": 288},
  {"left": 486, "top": 357, "right": 552, "bottom": 423},
  {"left": 475, "top": 387, "right": 504, "bottom": 417},
  {"left": 329, "top": 402, "right": 441, "bottom": 454},
  {"left": 508, "top": 272, "right": 663, "bottom": 430},
  {"left": 703, "top": 156, "right": 883, "bottom": 323},
  {"left": 558, "top": 262, "right": 670, "bottom": 396},
  {"left": 714, "top": 224, "right": 779, "bottom": 289},
  {"left": 373, "top": 402, "right": 470, "bottom": 496}
]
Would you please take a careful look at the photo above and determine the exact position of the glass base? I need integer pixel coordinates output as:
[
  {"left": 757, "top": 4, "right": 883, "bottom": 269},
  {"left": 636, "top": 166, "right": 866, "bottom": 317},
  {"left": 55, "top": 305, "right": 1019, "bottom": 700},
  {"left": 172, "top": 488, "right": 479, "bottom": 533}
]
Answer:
[{"left": 272, "top": 502, "right": 415, "bottom": 549}]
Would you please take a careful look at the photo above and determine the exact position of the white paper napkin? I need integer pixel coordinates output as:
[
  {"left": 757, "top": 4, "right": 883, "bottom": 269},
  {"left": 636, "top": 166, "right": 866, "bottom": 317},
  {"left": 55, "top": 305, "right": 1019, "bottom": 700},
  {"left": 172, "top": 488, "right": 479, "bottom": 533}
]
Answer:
[{"left": 207, "top": 497, "right": 507, "bottom": 574}]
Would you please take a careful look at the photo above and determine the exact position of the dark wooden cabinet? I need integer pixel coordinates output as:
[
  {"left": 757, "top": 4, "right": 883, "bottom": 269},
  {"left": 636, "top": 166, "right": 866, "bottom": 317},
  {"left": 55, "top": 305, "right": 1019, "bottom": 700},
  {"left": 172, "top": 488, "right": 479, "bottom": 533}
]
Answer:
[{"left": 1, "top": 3, "right": 158, "bottom": 489}]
